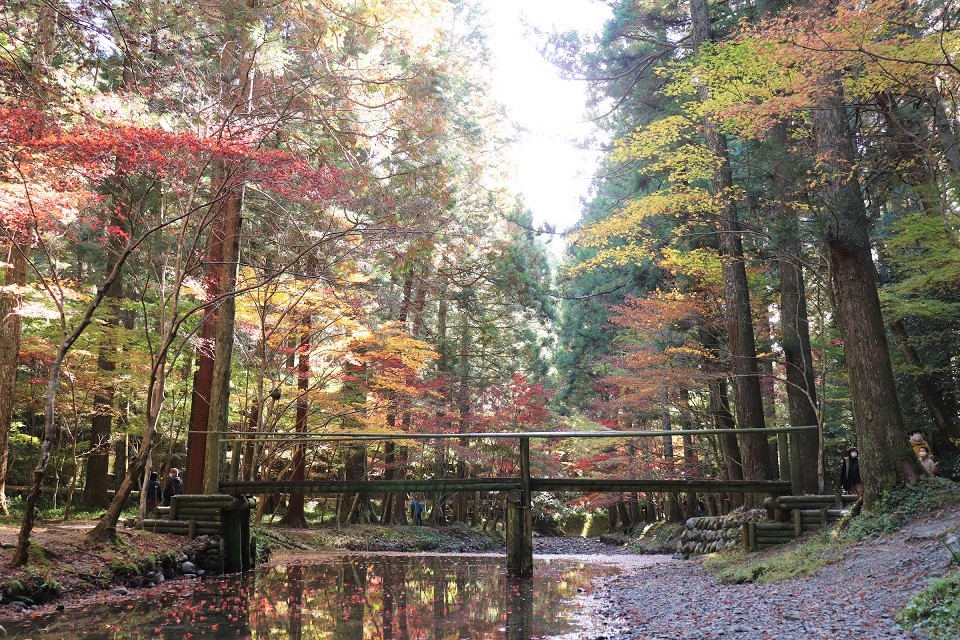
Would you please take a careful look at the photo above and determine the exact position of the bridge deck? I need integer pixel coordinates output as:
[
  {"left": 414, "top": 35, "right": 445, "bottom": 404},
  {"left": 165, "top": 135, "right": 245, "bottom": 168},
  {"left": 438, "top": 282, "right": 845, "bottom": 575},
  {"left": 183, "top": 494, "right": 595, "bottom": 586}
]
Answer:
[{"left": 219, "top": 478, "right": 791, "bottom": 495}]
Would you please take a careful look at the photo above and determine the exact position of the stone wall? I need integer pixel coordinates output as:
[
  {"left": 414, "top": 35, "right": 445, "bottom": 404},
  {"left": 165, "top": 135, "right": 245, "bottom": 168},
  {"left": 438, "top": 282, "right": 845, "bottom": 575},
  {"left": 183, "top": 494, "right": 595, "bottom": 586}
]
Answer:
[{"left": 677, "top": 514, "right": 749, "bottom": 557}]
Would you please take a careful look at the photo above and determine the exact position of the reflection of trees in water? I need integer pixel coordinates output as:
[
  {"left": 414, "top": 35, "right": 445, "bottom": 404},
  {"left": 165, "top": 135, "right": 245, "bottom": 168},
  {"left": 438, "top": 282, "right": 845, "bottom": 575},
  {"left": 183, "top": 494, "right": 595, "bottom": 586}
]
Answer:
[
  {"left": 5, "top": 576, "right": 253, "bottom": 639},
  {"left": 11, "top": 556, "right": 605, "bottom": 640},
  {"left": 251, "top": 556, "right": 598, "bottom": 640}
]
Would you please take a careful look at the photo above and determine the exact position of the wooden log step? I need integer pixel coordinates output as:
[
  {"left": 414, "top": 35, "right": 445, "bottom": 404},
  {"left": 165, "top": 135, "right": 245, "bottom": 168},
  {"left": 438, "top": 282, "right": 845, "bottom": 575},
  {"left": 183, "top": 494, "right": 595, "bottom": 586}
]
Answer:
[
  {"left": 755, "top": 523, "right": 795, "bottom": 530},
  {"left": 173, "top": 497, "right": 235, "bottom": 507},
  {"left": 797, "top": 509, "right": 847, "bottom": 517},
  {"left": 756, "top": 531, "right": 796, "bottom": 539},
  {"left": 142, "top": 520, "right": 192, "bottom": 535},
  {"left": 775, "top": 495, "right": 857, "bottom": 506},
  {"left": 173, "top": 508, "right": 225, "bottom": 517}
]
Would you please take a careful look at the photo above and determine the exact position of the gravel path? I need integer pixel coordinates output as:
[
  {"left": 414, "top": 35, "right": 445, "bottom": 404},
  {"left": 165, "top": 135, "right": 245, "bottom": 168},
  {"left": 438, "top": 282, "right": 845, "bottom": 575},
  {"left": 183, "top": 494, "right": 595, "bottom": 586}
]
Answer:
[{"left": 563, "top": 509, "right": 960, "bottom": 640}]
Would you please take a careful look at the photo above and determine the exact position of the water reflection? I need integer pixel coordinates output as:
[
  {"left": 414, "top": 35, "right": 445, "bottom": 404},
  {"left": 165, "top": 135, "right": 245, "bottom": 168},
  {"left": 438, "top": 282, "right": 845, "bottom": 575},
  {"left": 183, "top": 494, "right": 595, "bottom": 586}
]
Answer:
[{"left": 7, "top": 554, "right": 617, "bottom": 640}]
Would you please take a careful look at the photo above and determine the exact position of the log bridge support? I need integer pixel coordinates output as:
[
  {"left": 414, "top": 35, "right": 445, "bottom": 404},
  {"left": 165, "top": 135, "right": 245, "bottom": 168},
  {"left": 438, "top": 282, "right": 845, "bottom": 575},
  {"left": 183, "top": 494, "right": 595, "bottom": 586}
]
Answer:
[{"left": 142, "top": 494, "right": 256, "bottom": 573}]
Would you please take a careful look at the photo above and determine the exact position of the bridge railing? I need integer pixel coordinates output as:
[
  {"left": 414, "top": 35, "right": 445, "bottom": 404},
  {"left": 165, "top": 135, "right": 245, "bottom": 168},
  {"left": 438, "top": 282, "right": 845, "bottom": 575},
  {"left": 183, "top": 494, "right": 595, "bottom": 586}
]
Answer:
[{"left": 215, "top": 425, "right": 817, "bottom": 497}]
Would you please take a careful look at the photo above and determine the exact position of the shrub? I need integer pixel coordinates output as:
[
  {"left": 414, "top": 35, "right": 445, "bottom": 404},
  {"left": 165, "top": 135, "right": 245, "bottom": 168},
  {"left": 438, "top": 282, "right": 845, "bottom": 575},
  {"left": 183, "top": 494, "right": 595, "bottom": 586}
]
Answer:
[{"left": 899, "top": 571, "right": 960, "bottom": 639}]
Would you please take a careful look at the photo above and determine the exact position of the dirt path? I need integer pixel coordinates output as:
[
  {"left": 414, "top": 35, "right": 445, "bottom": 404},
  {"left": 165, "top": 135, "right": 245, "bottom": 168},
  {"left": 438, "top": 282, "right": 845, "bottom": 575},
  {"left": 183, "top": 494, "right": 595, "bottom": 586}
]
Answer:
[{"left": 567, "top": 509, "right": 960, "bottom": 640}]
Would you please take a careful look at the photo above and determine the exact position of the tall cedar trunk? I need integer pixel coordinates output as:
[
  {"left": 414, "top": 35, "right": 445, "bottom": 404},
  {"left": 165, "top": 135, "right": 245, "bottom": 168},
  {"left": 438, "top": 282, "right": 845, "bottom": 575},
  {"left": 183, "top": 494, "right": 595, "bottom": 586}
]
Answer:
[
  {"left": 689, "top": 0, "right": 772, "bottom": 481},
  {"left": 877, "top": 94, "right": 960, "bottom": 453},
  {"left": 202, "top": 180, "right": 244, "bottom": 494},
  {"left": 382, "top": 266, "right": 414, "bottom": 523},
  {"left": 280, "top": 317, "right": 310, "bottom": 527},
  {"left": 661, "top": 394, "right": 682, "bottom": 522},
  {"left": 1, "top": 0, "right": 55, "bottom": 519},
  {"left": 189, "top": 0, "right": 257, "bottom": 494},
  {"left": 185, "top": 297, "right": 217, "bottom": 493},
  {"left": 454, "top": 309, "right": 471, "bottom": 522},
  {"left": 935, "top": 96, "right": 960, "bottom": 178},
  {"left": 770, "top": 124, "right": 821, "bottom": 492},
  {"left": 339, "top": 359, "right": 372, "bottom": 524},
  {"left": 83, "top": 215, "right": 126, "bottom": 509},
  {"left": 82, "top": 298, "right": 120, "bottom": 509},
  {"left": 811, "top": 73, "right": 917, "bottom": 503},
  {"left": 700, "top": 327, "right": 743, "bottom": 481},
  {"left": 0, "top": 246, "right": 28, "bottom": 515}
]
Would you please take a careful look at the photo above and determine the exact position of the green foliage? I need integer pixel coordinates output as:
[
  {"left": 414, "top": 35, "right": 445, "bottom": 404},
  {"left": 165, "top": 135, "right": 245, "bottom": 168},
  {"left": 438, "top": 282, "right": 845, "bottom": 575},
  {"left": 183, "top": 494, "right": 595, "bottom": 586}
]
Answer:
[
  {"left": 631, "top": 521, "right": 684, "bottom": 554},
  {"left": 844, "top": 478, "right": 960, "bottom": 541},
  {"left": 107, "top": 557, "right": 141, "bottom": 579},
  {"left": 899, "top": 570, "right": 960, "bottom": 640}
]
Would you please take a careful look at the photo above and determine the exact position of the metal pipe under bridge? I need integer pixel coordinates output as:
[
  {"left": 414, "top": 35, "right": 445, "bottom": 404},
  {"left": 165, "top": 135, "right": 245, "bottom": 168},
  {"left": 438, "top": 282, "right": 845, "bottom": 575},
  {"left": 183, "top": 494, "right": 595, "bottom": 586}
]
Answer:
[{"left": 216, "top": 425, "right": 815, "bottom": 577}]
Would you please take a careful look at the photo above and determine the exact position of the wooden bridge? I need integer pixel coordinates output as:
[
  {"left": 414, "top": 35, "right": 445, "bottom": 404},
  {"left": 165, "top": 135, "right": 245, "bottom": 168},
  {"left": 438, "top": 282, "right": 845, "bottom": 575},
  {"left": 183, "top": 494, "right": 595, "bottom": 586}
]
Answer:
[{"left": 211, "top": 425, "right": 814, "bottom": 576}]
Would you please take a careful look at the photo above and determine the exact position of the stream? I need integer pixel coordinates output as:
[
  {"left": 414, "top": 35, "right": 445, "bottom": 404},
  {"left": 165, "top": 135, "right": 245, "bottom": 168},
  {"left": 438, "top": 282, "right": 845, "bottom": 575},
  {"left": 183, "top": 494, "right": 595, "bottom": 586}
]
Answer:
[{"left": 5, "top": 551, "right": 656, "bottom": 639}]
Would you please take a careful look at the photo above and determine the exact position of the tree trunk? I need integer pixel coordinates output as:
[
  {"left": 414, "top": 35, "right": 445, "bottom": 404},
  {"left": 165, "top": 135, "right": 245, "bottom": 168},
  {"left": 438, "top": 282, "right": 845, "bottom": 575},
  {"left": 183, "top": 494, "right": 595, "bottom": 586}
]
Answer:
[
  {"left": 661, "top": 399, "right": 682, "bottom": 522},
  {"left": 280, "top": 316, "right": 310, "bottom": 528},
  {"left": 810, "top": 74, "right": 917, "bottom": 504},
  {"left": 0, "top": 245, "right": 28, "bottom": 515},
  {"left": 768, "top": 122, "right": 821, "bottom": 492},
  {"left": 876, "top": 93, "right": 960, "bottom": 454},
  {"left": 689, "top": 0, "right": 772, "bottom": 481},
  {"left": 202, "top": 188, "right": 244, "bottom": 494},
  {"left": 82, "top": 247, "right": 125, "bottom": 509},
  {"left": 700, "top": 327, "right": 744, "bottom": 483},
  {"left": 889, "top": 318, "right": 960, "bottom": 455}
]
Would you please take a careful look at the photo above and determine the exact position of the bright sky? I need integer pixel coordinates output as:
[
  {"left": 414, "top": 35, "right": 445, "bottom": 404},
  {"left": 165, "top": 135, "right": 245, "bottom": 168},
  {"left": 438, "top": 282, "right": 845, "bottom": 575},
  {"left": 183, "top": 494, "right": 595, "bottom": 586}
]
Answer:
[{"left": 483, "top": 0, "right": 611, "bottom": 236}]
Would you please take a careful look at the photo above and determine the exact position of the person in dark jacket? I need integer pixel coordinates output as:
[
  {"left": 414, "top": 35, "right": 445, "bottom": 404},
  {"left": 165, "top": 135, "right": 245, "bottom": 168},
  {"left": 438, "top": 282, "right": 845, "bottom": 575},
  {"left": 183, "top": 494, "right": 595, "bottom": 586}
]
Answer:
[
  {"left": 146, "top": 471, "right": 163, "bottom": 515},
  {"left": 409, "top": 496, "right": 425, "bottom": 526},
  {"left": 162, "top": 468, "right": 184, "bottom": 506},
  {"left": 840, "top": 448, "right": 862, "bottom": 499}
]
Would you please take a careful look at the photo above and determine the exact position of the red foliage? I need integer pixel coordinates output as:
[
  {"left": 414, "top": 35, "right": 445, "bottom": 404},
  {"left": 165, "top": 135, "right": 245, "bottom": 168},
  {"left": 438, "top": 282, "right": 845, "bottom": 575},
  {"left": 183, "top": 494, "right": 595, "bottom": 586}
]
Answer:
[{"left": 0, "top": 105, "right": 345, "bottom": 243}]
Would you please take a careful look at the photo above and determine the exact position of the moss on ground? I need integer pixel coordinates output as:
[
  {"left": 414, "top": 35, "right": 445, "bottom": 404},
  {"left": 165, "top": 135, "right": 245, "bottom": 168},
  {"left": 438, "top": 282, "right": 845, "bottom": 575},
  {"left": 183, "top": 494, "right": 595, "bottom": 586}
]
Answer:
[
  {"left": 899, "top": 569, "right": 960, "bottom": 640},
  {"left": 704, "top": 534, "right": 845, "bottom": 584},
  {"left": 631, "top": 521, "right": 684, "bottom": 554}
]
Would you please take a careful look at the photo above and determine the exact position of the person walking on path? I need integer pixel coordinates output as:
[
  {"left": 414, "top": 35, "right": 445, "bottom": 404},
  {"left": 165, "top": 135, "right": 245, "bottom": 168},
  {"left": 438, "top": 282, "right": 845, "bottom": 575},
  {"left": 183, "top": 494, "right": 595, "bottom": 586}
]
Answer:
[
  {"left": 146, "top": 471, "right": 163, "bottom": 515},
  {"left": 162, "top": 468, "right": 184, "bottom": 506},
  {"left": 409, "top": 496, "right": 425, "bottom": 526},
  {"left": 840, "top": 448, "right": 863, "bottom": 499}
]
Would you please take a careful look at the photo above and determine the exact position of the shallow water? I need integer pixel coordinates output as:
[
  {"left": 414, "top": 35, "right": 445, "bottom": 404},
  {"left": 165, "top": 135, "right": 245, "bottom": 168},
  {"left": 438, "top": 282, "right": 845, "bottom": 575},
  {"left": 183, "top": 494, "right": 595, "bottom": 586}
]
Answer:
[{"left": 6, "top": 553, "right": 626, "bottom": 639}]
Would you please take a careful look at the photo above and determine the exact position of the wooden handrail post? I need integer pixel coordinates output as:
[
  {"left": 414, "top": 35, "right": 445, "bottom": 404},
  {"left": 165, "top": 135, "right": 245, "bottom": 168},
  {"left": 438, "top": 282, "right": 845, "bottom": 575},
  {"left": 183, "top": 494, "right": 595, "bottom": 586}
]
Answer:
[
  {"left": 520, "top": 437, "right": 531, "bottom": 503},
  {"left": 777, "top": 432, "right": 789, "bottom": 481},
  {"left": 507, "top": 437, "right": 533, "bottom": 578}
]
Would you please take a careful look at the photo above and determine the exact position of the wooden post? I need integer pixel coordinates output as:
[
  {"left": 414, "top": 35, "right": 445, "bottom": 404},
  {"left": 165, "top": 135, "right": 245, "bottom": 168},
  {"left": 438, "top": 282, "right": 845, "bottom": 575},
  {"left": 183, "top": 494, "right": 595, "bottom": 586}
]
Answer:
[
  {"left": 742, "top": 523, "right": 750, "bottom": 551},
  {"left": 834, "top": 487, "right": 842, "bottom": 509},
  {"left": 224, "top": 507, "right": 243, "bottom": 573},
  {"left": 820, "top": 507, "right": 828, "bottom": 529},
  {"left": 240, "top": 504, "right": 251, "bottom": 570},
  {"left": 519, "top": 437, "right": 533, "bottom": 576},
  {"left": 793, "top": 508, "right": 802, "bottom": 537},
  {"left": 788, "top": 431, "right": 802, "bottom": 495},
  {"left": 228, "top": 439, "right": 241, "bottom": 483},
  {"left": 506, "top": 489, "right": 524, "bottom": 575},
  {"left": 777, "top": 432, "right": 789, "bottom": 481},
  {"left": 748, "top": 521, "right": 757, "bottom": 551}
]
